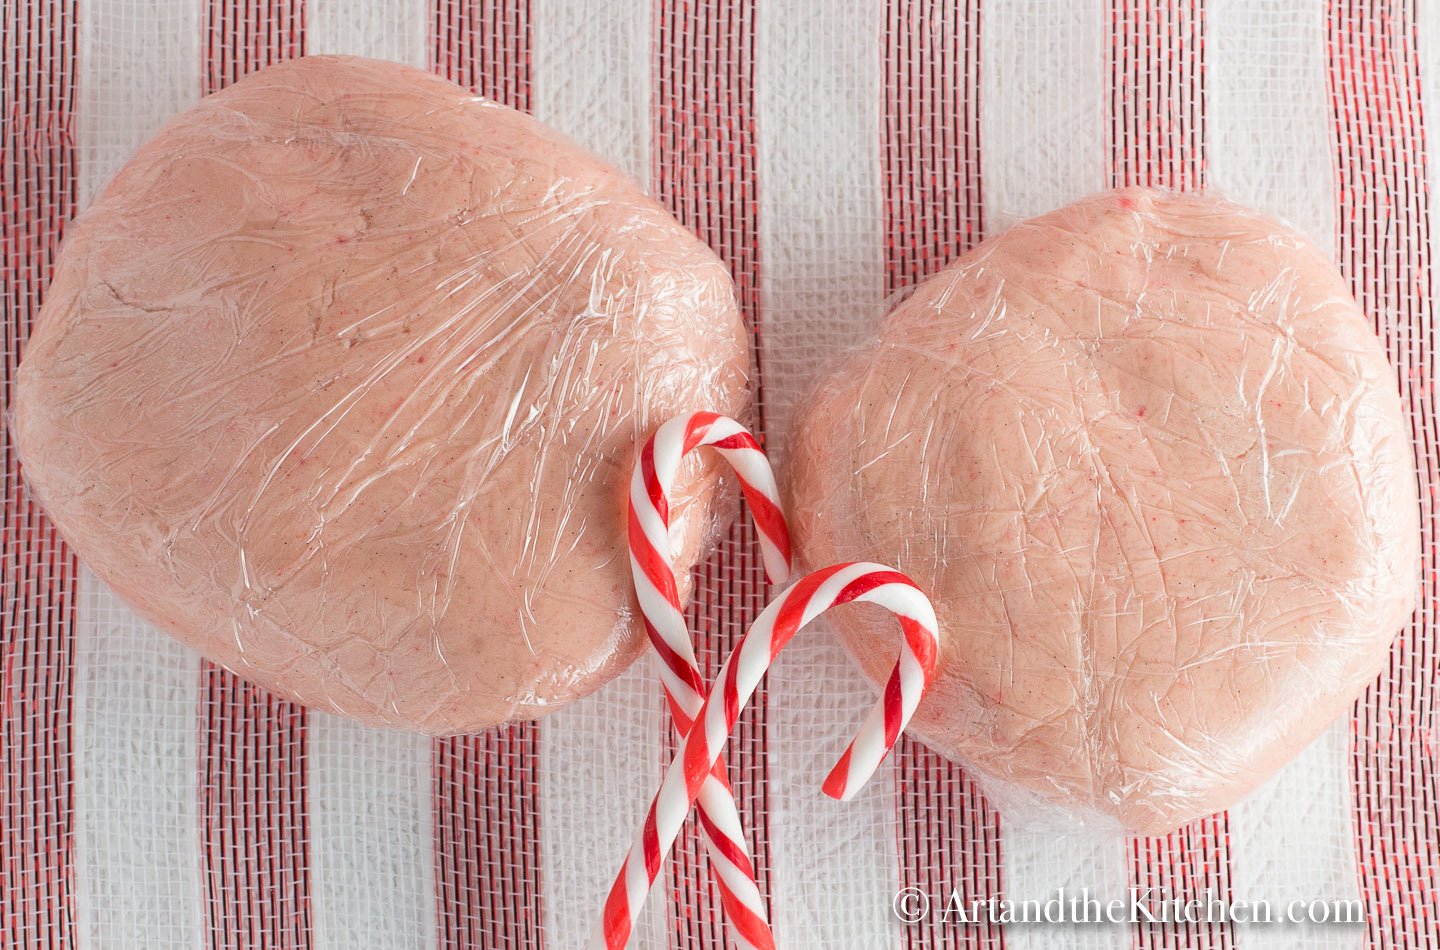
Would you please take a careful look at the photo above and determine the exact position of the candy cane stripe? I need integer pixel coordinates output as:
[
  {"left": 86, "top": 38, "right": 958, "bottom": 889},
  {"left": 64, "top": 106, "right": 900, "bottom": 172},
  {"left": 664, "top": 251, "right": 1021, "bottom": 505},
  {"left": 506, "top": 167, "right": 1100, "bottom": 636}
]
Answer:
[
  {"left": 623, "top": 412, "right": 792, "bottom": 950},
  {"left": 594, "top": 561, "right": 941, "bottom": 948}
]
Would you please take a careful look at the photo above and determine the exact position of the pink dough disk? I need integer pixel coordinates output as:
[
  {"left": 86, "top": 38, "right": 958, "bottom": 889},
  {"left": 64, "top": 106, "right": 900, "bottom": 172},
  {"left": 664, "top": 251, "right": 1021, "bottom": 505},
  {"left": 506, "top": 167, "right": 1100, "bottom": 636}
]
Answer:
[
  {"left": 788, "top": 189, "right": 1418, "bottom": 833},
  {"left": 15, "top": 55, "right": 749, "bottom": 732}
]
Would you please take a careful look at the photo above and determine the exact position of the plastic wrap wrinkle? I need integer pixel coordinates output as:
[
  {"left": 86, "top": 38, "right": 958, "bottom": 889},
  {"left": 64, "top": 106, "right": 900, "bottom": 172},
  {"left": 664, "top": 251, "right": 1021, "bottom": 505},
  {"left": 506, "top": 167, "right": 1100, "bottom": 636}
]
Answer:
[
  {"left": 12, "top": 54, "right": 751, "bottom": 733},
  {"left": 788, "top": 189, "right": 1420, "bottom": 835}
]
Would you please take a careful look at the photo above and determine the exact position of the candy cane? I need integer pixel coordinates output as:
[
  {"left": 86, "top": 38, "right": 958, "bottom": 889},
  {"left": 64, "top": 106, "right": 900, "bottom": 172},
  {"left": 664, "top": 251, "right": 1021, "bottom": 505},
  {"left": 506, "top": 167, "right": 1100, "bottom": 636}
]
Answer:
[
  {"left": 595, "top": 561, "right": 940, "bottom": 950},
  {"left": 628, "top": 412, "right": 791, "bottom": 949}
]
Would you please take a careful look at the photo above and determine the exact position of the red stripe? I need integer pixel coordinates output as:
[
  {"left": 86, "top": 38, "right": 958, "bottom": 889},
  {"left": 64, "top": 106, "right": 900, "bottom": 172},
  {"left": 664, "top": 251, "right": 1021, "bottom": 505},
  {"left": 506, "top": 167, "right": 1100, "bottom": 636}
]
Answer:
[
  {"left": 693, "top": 426, "right": 791, "bottom": 572},
  {"left": 768, "top": 567, "right": 843, "bottom": 645},
  {"left": 641, "top": 440, "right": 672, "bottom": 534},
  {"left": 882, "top": 0, "right": 985, "bottom": 297},
  {"left": 1109, "top": 0, "right": 1207, "bottom": 191},
  {"left": 199, "top": 670, "right": 311, "bottom": 950},
  {"left": 2, "top": 0, "right": 78, "bottom": 944},
  {"left": 652, "top": 1, "right": 774, "bottom": 946},
  {"left": 1128, "top": 817, "right": 1235, "bottom": 950},
  {"left": 1328, "top": 2, "right": 1440, "bottom": 946},
  {"left": 203, "top": 0, "right": 305, "bottom": 95},
  {"left": 431, "top": 728, "right": 545, "bottom": 949},
  {"left": 703, "top": 878, "right": 768, "bottom": 948},
  {"left": 430, "top": 0, "right": 532, "bottom": 109},
  {"left": 822, "top": 748, "right": 856, "bottom": 801},
  {"left": 894, "top": 749, "right": 1002, "bottom": 950},
  {"left": 1107, "top": 3, "right": 1237, "bottom": 949},
  {"left": 682, "top": 411, "right": 725, "bottom": 453},
  {"left": 629, "top": 515, "right": 683, "bottom": 612},
  {"left": 881, "top": 2, "right": 1002, "bottom": 947},
  {"left": 703, "top": 433, "right": 755, "bottom": 453},
  {"left": 196, "top": 5, "right": 310, "bottom": 948},
  {"left": 881, "top": 665, "right": 905, "bottom": 748},
  {"left": 736, "top": 489, "right": 789, "bottom": 566},
  {"left": 649, "top": 627, "right": 707, "bottom": 721},
  {"left": 428, "top": 3, "right": 546, "bottom": 948},
  {"left": 694, "top": 807, "right": 750, "bottom": 871}
]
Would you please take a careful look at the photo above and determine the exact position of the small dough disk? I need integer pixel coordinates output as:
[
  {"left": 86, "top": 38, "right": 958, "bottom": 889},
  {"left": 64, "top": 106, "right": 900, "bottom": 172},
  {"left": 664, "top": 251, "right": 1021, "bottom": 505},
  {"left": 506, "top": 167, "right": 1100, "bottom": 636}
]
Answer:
[
  {"left": 788, "top": 190, "right": 1418, "bottom": 833},
  {"left": 15, "top": 56, "right": 750, "bottom": 732}
]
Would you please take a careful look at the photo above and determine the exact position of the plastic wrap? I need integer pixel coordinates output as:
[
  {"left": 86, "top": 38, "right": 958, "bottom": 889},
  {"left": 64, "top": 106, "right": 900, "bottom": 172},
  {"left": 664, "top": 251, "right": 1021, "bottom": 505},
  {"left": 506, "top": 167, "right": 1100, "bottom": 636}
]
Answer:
[
  {"left": 787, "top": 189, "right": 1420, "bottom": 834},
  {"left": 12, "top": 55, "right": 750, "bottom": 733}
]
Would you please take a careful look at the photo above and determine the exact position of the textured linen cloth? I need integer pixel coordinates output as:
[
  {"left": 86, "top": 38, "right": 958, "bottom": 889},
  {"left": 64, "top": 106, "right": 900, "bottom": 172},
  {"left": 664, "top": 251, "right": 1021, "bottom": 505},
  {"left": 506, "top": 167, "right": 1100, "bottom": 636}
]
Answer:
[{"left": 3, "top": 1, "right": 1437, "bottom": 948}]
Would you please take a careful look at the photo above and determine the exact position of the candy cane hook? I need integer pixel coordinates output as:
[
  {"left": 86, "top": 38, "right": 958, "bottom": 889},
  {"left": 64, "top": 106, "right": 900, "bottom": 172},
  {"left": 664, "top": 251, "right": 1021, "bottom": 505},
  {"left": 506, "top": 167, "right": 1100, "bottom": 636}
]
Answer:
[
  {"left": 628, "top": 412, "right": 791, "bottom": 949},
  {"left": 595, "top": 561, "right": 940, "bottom": 950}
]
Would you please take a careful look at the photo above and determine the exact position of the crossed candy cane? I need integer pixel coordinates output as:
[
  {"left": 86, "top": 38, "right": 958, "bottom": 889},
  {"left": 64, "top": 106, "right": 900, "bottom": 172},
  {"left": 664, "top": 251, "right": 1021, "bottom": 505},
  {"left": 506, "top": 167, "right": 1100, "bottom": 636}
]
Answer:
[
  {"left": 599, "top": 556, "right": 940, "bottom": 949},
  {"left": 627, "top": 412, "right": 792, "bottom": 949}
]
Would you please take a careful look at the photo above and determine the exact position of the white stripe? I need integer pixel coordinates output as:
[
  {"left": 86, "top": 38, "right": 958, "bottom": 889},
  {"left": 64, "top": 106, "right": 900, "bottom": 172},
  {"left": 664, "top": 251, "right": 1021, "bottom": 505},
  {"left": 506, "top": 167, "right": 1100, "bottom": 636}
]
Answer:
[
  {"left": 296, "top": 10, "right": 438, "bottom": 950},
  {"left": 72, "top": 4, "right": 206, "bottom": 946},
  {"left": 307, "top": 0, "right": 428, "bottom": 66},
  {"left": 75, "top": 0, "right": 202, "bottom": 209},
  {"left": 706, "top": 416, "right": 747, "bottom": 440},
  {"left": 755, "top": 0, "right": 896, "bottom": 937},
  {"left": 978, "top": 3, "right": 1130, "bottom": 947},
  {"left": 1002, "top": 824, "right": 1132, "bottom": 948},
  {"left": 1208, "top": 0, "right": 1336, "bottom": 256},
  {"left": 540, "top": 664, "right": 668, "bottom": 948},
  {"left": 531, "top": 1, "right": 666, "bottom": 944},
  {"left": 978, "top": 0, "right": 1108, "bottom": 235},
  {"left": 533, "top": 0, "right": 651, "bottom": 186},
  {"left": 308, "top": 718, "right": 438, "bottom": 950},
  {"left": 629, "top": 477, "right": 672, "bottom": 556},
  {"left": 756, "top": 0, "right": 887, "bottom": 460},
  {"left": 1230, "top": 722, "right": 1365, "bottom": 949},
  {"left": 1210, "top": 4, "right": 1361, "bottom": 947},
  {"left": 73, "top": 568, "right": 205, "bottom": 950},
  {"left": 650, "top": 417, "right": 690, "bottom": 490}
]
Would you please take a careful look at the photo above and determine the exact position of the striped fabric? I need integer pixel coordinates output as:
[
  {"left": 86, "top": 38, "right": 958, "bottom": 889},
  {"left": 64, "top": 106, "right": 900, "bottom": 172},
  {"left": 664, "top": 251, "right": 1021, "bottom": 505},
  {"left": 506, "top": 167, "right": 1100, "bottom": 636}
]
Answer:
[{"left": 2, "top": 1, "right": 1438, "bottom": 948}]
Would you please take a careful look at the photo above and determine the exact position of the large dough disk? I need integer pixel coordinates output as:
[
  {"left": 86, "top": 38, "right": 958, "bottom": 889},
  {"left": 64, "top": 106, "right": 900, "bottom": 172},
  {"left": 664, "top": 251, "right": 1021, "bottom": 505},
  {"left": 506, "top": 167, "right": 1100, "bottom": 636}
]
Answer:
[
  {"left": 15, "top": 56, "right": 749, "bottom": 732},
  {"left": 788, "top": 190, "right": 1418, "bottom": 832}
]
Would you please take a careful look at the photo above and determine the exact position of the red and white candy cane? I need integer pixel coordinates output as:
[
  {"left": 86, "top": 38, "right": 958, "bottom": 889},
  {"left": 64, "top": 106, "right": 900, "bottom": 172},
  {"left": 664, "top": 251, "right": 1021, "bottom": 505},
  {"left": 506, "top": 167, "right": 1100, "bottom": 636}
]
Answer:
[
  {"left": 594, "top": 561, "right": 940, "bottom": 950},
  {"left": 628, "top": 412, "right": 791, "bottom": 949}
]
